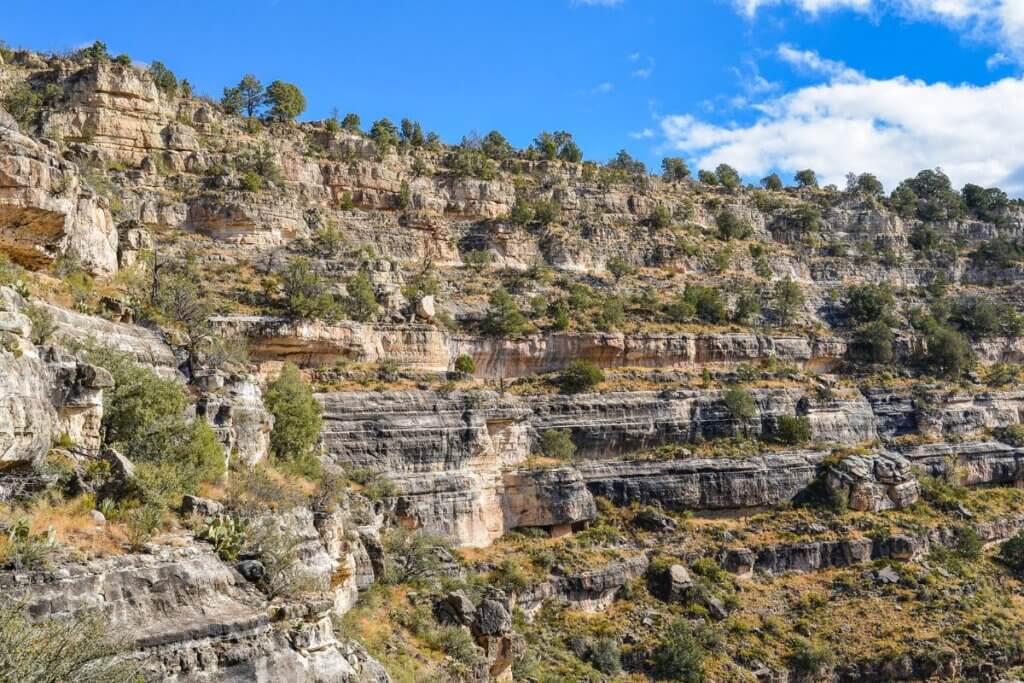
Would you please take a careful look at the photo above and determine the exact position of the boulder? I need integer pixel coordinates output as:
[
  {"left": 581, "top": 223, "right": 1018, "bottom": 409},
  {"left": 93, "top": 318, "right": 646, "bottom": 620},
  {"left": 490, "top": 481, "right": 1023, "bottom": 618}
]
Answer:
[
  {"left": 471, "top": 598, "right": 512, "bottom": 638},
  {"left": 434, "top": 591, "right": 476, "bottom": 626}
]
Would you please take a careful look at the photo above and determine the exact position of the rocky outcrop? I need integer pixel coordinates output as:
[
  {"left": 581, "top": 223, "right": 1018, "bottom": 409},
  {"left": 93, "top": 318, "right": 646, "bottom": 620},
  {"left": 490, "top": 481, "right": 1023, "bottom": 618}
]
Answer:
[
  {"left": 578, "top": 452, "right": 826, "bottom": 511},
  {"left": 195, "top": 371, "right": 273, "bottom": 467},
  {"left": 0, "top": 110, "right": 118, "bottom": 275},
  {"left": 516, "top": 555, "right": 649, "bottom": 618},
  {"left": 900, "top": 440, "right": 1024, "bottom": 486},
  {"left": 211, "top": 316, "right": 450, "bottom": 371},
  {"left": 825, "top": 453, "right": 920, "bottom": 512},
  {"left": 0, "top": 288, "right": 110, "bottom": 464},
  {"left": 37, "top": 297, "right": 179, "bottom": 372},
  {"left": 722, "top": 515, "right": 1024, "bottom": 577},
  {"left": 453, "top": 332, "right": 846, "bottom": 378},
  {"left": 500, "top": 467, "right": 596, "bottom": 535},
  {"left": 1, "top": 543, "right": 388, "bottom": 682},
  {"left": 215, "top": 315, "right": 847, "bottom": 378}
]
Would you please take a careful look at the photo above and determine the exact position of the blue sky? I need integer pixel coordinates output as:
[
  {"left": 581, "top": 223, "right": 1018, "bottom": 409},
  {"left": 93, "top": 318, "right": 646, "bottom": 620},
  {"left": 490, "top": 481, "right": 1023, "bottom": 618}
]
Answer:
[{"left": 4, "top": 0, "right": 1024, "bottom": 193}]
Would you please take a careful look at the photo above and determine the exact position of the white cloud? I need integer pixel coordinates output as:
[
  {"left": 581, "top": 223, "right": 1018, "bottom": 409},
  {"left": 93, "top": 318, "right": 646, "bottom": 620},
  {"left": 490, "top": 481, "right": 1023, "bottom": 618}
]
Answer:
[
  {"left": 777, "top": 44, "right": 864, "bottom": 81},
  {"left": 630, "top": 128, "right": 656, "bottom": 139},
  {"left": 660, "top": 74, "right": 1024, "bottom": 195},
  {"left": 737, "top": 0, "right": 871, "bottom": 17},
  {"left": 738, "top": 0, "right": 1024, "bottom": 60}
]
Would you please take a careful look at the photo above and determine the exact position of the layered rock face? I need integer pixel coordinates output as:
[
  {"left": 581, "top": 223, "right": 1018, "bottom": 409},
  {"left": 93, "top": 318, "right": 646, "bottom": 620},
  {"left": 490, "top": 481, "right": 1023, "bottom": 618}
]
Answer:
[
  {"left": 0, "top": 112, "right": 117, "bottom": 275},
  {"left": 452, "top": 331, "right": 846, "bottom": 378},
  {"left": 0, "top": 287, "right": 110, "bottom": 466},
  {"left": 579, "top": 452, "right": 825, "bottom": 511},
  {"left": 3, "top": 543, "right": 386, "bottom": 683}
]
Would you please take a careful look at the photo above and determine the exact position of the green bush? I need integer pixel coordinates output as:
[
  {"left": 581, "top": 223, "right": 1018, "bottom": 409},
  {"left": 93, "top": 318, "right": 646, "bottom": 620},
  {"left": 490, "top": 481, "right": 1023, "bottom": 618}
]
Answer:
[
  {"left": 774, "top": 415, "right": 811, "bottom": 445},
  {"left": 772, "top": 277, "right": 804, "bottom": 326},
  {"left": 999, "top": 529, "right": 1024, "bottom": 570},
  {"left": 843, "top": 283, "right": 895, "bottom": 325},
  {"left": 85, "top": 349, "right": 223, "bottom": 495},
  {"left": 587, "top": 637, "right": 622, "bottom": 675},
  {"left": 789, "top": 638, "right": 835, "bottom": 679},
  {"left": 724, "top": 386, "right": 756, "bottom": 421},
  {"left": 454, "top": 354, "right": 475, "bottom": 374},
  {"left": 683, "top": 285, "right": 727, "bottom": 324},
  {"left": 560, "top": 360, "right": 604, "bottom": 394},
  {"left": 482, "top": 288, "right": 533, "bottom": 337},
  {"left": 0, "top": 604, "right": 138, "bottom": 682},
  {"left": 651, "top": 618, "right": 705, "bottom": 682},
  {"left": 265, "top": 363, "right": 323, "bottom": 469},
  {"left": 280, "top": 257, "right": 338, "bottom": 321},
  {"left": 922, "top": 326, "right": 972, "bottom": 377},
  {"left": 344, "top": 270, "right": 379, "bottom": 322},
  {"left": 264, "top": 80, "right": 306, "bottom": 121},
  {"left": 716, "top": 209, "right": 752, "bottom": 241},
  {"left": 850, "top": 320, "right": 894, "bottom": 363},
  {"left": 539, "top": 429, "right": 576, "bottom": 460}
]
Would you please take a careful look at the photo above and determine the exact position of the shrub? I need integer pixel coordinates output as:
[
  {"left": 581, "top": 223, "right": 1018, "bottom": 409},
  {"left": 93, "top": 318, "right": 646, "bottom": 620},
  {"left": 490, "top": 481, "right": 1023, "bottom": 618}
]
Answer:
[
  {"left": 649, "top": 205, "right": 672, "bottom": 229},
  {"left": 999, "top": 529, "right": 1024, "bottom": 570},
  {"left": 124, "top": 503, "right": 162, "bottom": 551},
  {"left": 651, "top": 618, "right": 705, "bottom": 682},
  {"left": 662, "top": 157, "right": 690, "bottom": 182},
  {"left": 454, "top": 354, "right": 475, "bottom": 374},
  {"left": 2, "top": 81, "right": 42, "bottom": 131},
  {"left": 794, "top": 169, "right": 818, "bottom": 188},
  {"left": 539, "top": 429, "right": 576, "bottom": 460},
  {"left": 923, "top": 326, "right": 972, "bottom": 377},
  {"left": 772, "top": 277, "right": 803, "bottom": 325},
  {"left": 560, "top": 360, "right": 604, "bottom": 394},
  {"left": 606, "top": 255, "right": 633, "bottom": 281},
  {"left": 280, "top": 257, "right": 338, "bottom": 321},
  {"left": 850, "top": 320, "right": 894, "bottom": 363},
  {"left": 684, "top": 284, "right": 727, "bottom": 324},
  {"left": 716, "top": 209, "right": 752, "bottom": 241},
  {"left": 774, "top": 415, "right": 811, "bottom": 445},
  {"left": 463, "top": 249, "right": 493, "bottom": 272},
  {"left": 344, "top": 270, "right": 379, "bottom": 322},
  {"left": 24, "top": 303, "right": 56, "bottom": 345},
  {"left": 733, "top": 290, "right": 762, "bottom": 325},
  {"left": 0, "top": 604, "right": 138, "bottom": 682},
  {"left": 482, "top": 288, "right": 533, "bottom": 337},
  {"left": 587, "top": 638, "right": 622, "bottom": 675},
  {"left": 843, "top": 283, "right": 895, "bottom": 325},
  {"left": 264, "top": 80, "right": 306, "bottom": 121},
  {"left": 598, "top": 296, "right": 625, "bottom": 329},
  {"left": 789, "top": 638, "right": 835, "bottom": 679},
  {"left": 265, "top": 363, "right": 323, "bottom": 468},
  {"left": 382, "top": 528, "right": 450, "bottom": 584},
  {"left": 724, "top": 386, "right": 756, "bottom": 421},
  {"left": 148, "top": 61, "right": 177, "bottom": 96},
  {"left": 86, "top": 348, "right": 196, "bottom": 468}
]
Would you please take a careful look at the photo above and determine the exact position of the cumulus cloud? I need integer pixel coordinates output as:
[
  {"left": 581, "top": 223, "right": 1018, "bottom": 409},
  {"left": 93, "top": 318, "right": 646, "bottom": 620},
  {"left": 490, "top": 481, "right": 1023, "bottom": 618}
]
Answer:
[
  {"left": 660, "top": 74, "right": 1024, "bottom": 195},
  {"left": 777, "top": 44, "right": 864, "bottom": 81},
  {"left": 738, "top": 0, "right": 1024, "bottom": 60}
]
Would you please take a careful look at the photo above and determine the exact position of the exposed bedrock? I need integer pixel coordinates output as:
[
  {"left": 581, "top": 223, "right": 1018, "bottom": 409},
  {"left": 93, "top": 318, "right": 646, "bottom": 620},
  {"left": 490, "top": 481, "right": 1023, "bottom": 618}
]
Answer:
[
  {"left": 721, "top": 514, "right": 1024, "bottom": 577},
  {"left": 212, "top": 315, "right": 846, "bottom": 377},
  {"left": 0, "top": 288, "right": 111, "bottom": 467},
  {"left": 1, "top": 543, "right": 388, "bottom": 682},
  {"left": 824, "top": 452, "right": 921, "bottom": 512},
  {"left": 514, "top": 555, "right": 650, "bottom": 618},
  {"left": 578, "top": 452, "right": 826, "bottom": 512},
  {"left": 0, "top": 111, "right": 118, "bottom": 275}
]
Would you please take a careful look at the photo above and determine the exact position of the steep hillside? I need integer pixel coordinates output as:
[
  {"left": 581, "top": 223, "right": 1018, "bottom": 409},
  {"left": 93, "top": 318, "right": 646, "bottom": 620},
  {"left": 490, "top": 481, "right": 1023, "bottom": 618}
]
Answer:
[{"left": 3, "top": 43, "right": 1024, "bottom": 682}]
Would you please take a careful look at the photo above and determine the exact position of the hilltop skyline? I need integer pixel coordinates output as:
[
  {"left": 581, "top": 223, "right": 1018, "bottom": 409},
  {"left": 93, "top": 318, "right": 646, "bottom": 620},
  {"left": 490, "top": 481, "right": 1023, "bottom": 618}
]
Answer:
[{"left": 4, "top": 0, "right": 1024, "bottom": 194}]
